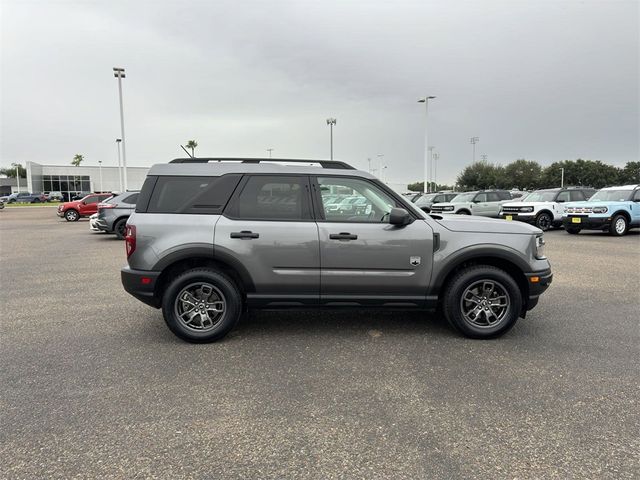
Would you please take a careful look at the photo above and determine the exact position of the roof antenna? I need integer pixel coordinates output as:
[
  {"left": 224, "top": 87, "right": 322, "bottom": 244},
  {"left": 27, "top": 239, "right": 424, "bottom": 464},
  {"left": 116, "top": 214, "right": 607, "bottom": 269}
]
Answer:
[{"left": 180, "top": 145, "right": 194, "bottom": 158}]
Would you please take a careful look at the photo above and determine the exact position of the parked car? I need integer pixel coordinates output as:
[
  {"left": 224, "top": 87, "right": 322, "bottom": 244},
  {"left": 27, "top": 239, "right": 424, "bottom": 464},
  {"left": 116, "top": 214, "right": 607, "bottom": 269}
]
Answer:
[
  {"left": 121, "top": 157, "right": 552, "bottom": 343},
  {"left": 0, "top": 199, "right": 4, "bottom": 210},
  {"left": 44, "top": 191, "right": 64, "bottom": 202},
  {"left": 430, "top": 190, "right": 512, "bottom": 217},
  {"left": 413, "top": 192, "right": 459, "bottom": 213},
  {"left": 6, "top": 192, "right": 47, "bottom": 203},
  {"left": 57, "top": 193, "right": 113, "bottom": 221},
  {"left": 403, "top": 192, "right": 422, "bottom": 203},
  {"left": 500, "top": 187, "right": 596, "bottom": 231},
  {"left": 562, "top": 184, "right": 640, "bottom": 236},
  {"left": 95, "top": 191, "right": 139, "bottom": 239}
]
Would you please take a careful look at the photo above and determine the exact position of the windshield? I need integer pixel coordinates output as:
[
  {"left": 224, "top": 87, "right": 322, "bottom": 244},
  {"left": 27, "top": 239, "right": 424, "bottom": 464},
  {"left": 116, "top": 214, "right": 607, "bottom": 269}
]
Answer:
[
  {"left": 415, "top": 194, "right": 437, "bottom": 206},
  {"left": 521, "top": 191, "right": 557, "bottom": 202},
  {"left": 588, "top": 189, "right": 633, "bottom": 202},
  {"left": 451, "top": 192, "right": 476, "bottom": 202}
]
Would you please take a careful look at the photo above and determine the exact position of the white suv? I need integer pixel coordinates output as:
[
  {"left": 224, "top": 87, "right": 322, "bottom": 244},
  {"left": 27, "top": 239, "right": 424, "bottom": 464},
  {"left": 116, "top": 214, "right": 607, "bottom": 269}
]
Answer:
[
  {"left": 500, "top": 187, "right": 595, "bottom": 231},
  {"left": 431, "top": 190, "right": 512, "bottom": 217}
]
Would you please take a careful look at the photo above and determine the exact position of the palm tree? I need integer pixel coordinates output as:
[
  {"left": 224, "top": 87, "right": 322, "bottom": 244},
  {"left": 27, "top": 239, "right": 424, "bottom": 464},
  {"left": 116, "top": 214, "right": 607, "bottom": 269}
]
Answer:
[
  {"left": 71, "top": 154, "right": 84, "bottom": 167},
  {"left": 186, "top": 140, "right": 198, "bottom": 157}
]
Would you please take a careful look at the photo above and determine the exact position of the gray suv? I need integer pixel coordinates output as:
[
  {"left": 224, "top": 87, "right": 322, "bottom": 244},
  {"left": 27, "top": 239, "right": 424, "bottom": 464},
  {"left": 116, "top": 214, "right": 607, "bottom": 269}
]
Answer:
[
  {"left": 121, "top": 158, "right": 552, "bottom": 343},
  {"left": 95, "top": 191, "right": 139, "bottom": 239}
]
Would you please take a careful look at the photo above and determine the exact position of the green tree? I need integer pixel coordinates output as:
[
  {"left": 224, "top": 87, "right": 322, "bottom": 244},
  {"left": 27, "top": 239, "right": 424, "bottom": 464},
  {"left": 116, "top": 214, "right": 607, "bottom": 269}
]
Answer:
[
  {"left": 186, "top": 140, "right": 198, "bottom": 157},
  {"left": 503, "top": 159, "right": 543, "bottom": 190},
  {"left": 541, "top": 159, "right": 620, "bottom": 189},
  {"left": 456, "top": 162, "right": 506, "bottom": 190},
  {"left": 619, "top": 161, "right": 640, "bottom": 184},
  {"left": 71, "top": 154, "right": 84, "bottom": 167},
  {"left": 0, "top": 164, "right": 26, "bottom": 178}
]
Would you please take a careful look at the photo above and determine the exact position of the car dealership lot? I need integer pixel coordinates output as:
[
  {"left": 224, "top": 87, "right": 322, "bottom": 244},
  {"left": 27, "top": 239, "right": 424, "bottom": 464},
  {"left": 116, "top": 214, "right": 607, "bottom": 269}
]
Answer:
[{"left": 1, "top": 208, "right": 639, "bottom": 479}]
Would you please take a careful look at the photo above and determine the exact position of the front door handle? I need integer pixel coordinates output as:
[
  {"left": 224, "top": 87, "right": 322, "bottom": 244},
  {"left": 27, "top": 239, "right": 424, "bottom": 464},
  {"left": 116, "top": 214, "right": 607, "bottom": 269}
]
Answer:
[
  {"left": 230, "top": 231, "right": 259, "bottom": 239},
  {"left": 329, "top": 232, "right": 358, "bottom": 240}
]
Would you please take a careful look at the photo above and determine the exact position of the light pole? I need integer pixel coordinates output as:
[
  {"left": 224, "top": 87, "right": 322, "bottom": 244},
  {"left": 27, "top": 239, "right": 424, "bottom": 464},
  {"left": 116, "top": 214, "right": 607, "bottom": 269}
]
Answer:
[
  {"left": 376, "top": 154, "right": 384, "bottom": 179},
  {"left": 98, "top": 161, "right": 103, "bottom": 192},
  {"left": 433, "top": 152, "right": 439, "bottom": 190},
  {"left": 326, "top": 118, "right": 336, "bottom": 160},
  {"left": 116, "top": 138, "right": 123, "bottom": 192},
  {"left": 267, "top": 148, "right": 274, "bottom": 158},
  {"left": 418, "top": 96, "right": 436, "bottom": 194},
  {"left": 470, "top": 137, "right": 479, "bottom": 163},
  {"left": 12, "top": 163, "right": 21, "bottom": 193},
  {"left": 428, "top": 146, "right": 435, "bottom": 192},
  {"left": 367, "top": 157, "right": 371, "bottom": 173},
  {"left": 480, "top": 154, "right": 488, "bottom": 162},
  {"left": 561, "top": 167, "right": 565, "bottom": 187},
  {"left": 113, "top": 67, "right": 128, "bottom": 191},
  {"left": 382, "top": 166, "right": 388, "bottom": 183}
]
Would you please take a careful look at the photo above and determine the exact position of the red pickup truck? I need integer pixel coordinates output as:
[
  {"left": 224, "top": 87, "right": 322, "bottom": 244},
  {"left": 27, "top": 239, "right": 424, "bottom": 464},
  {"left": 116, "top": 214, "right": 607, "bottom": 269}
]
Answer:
[{"left": 57, "top": 193, "right": 113, "bottom": 221}]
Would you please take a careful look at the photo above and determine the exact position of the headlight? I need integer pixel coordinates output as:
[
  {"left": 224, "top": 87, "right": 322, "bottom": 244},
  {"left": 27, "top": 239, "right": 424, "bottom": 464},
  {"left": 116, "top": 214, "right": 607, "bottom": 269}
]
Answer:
[
  {"left": 592, "top": 206, "right": 608, "bottom": 214},
  {"left": 443, "top": 206, "right": 454, "bottom": 211},
  {"left": 535, "top": 235, "right": 546, "bottom": 259},
  {"left": 520, "top": 206, "right": 534, "bottom": 213}
]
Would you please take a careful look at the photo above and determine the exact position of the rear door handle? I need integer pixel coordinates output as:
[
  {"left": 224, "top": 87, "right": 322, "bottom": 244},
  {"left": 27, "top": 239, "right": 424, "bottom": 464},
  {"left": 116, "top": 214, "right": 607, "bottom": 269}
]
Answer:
[
  {"left": 230, "top": 231, "right": 259, "bottom": 239},
  {"left": 329, "top": 232, "right": 358, "bottom": 240}
]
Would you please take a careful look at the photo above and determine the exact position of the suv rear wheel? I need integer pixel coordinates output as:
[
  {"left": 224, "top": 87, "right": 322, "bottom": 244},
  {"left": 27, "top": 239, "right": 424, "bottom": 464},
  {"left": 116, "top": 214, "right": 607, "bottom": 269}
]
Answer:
[
  {"left": 113, "top": 218, "right": 128, "bottom": 240},
  {"left": 161, "top": 268, "right": 242, "bottom": 343},
  {"left": 443, "top": 265, "right": 522, "bottom": 339}
]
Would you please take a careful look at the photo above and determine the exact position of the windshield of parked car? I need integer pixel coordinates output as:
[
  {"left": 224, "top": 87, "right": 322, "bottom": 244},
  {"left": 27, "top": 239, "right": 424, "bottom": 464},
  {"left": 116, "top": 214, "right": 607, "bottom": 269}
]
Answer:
[
  {"left": 521, "top": 191, "right": 558, "bottom": 202},
  {"left": 415, "top": 194, "right": 437, "bottom": 206},
  {"left": 450, "top": 192, "right": 476, "bottom": 202},
  {"left": 588, "top": 190, "right": 633, "bottom": 202}
]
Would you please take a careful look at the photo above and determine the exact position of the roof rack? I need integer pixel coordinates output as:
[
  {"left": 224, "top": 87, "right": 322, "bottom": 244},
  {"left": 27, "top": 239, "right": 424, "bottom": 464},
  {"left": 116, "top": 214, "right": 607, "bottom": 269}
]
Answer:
[{"left": 169, "top": 158, "right": 355, "bottom": 170}]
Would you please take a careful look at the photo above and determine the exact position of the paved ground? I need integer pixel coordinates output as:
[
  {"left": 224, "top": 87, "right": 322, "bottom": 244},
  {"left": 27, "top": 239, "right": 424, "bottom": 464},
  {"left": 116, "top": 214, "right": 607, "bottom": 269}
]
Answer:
[{"left": 1, "top": 207, "right": 639, "bottom": 479}]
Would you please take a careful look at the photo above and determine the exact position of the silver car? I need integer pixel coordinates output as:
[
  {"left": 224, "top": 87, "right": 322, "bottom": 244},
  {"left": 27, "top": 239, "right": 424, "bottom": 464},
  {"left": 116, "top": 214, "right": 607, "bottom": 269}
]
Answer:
[{"left": 121, "top": 158, "right": 552, "bottom": 343}]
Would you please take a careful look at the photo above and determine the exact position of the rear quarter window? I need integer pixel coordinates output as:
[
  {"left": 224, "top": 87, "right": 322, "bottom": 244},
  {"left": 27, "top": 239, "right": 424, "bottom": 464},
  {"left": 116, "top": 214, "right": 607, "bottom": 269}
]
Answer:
[{"left": 145, "top": 175, "right": 241, "bottom": 214}]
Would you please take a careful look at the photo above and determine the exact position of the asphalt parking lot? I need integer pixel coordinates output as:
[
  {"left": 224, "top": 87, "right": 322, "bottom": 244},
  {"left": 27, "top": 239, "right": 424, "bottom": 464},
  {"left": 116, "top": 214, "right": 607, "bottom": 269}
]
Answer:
[{"left": 1, "top": 207, "right": 639, "bottom": 479}]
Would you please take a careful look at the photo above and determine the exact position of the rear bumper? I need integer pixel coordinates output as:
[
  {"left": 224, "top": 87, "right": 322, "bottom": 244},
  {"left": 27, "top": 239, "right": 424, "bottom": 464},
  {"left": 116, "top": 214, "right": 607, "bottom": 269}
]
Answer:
[
  {"left": 121, "top": 267, "right": 161, "bottom": 308},
  {"left": 562, "top": 216, "right": 609, "bottom": 230},
  {"left": 95, "top": 218, "right": 111, "bottom": 232},
  {"left": 524, "top": 269, "right": 553, "bottom": 312}
]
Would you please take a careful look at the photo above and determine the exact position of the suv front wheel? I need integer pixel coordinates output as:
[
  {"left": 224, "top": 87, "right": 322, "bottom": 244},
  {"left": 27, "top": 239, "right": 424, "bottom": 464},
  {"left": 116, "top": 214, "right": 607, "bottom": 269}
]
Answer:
[
  {"left": 443, "top": 265, "right": 522, "bottom": 339},
  {"left": 161, "top": 268, "right": 242, "bottom": 343}
]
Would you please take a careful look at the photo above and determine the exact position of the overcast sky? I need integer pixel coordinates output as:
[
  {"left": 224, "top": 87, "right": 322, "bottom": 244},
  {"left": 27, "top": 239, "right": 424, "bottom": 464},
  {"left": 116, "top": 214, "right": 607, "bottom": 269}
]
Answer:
[{"left": 1, "top": 0, "right": 638, "bottom": 185}]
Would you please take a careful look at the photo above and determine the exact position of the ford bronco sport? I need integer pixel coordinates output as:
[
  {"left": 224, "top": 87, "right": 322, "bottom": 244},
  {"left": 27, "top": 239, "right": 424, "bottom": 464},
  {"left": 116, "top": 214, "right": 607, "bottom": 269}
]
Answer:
[
  {"left": 121, "top": 158, "right": 552, "bottom": 343},
  {"left": 430, "top": 190, "right": 512, "bottom": 217}
]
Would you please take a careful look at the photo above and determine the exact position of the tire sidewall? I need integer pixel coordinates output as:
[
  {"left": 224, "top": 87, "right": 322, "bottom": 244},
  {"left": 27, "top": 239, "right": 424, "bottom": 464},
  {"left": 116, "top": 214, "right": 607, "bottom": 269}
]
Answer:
[
  {"left": 114, "top": 218, "right": 128, "bottom": 239},
  {"left": 610, "top": 214, "right": 628, "bottom": 236},
  {"left": 444, "top": 266, "right": 522, "bottom": 339},
  {"left": 162, "top": 269, "right": 242, "bottom": 343},
  {"left": 65, "top": 209, "right": 79, "bottom": 221},
  {"left": 536, "top": 212, "right": 552, "bottom": 231}
]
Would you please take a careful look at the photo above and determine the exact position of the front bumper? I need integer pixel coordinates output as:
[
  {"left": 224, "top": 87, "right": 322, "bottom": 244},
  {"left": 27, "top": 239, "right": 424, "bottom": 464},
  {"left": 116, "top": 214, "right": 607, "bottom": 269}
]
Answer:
[
  {"left": 56, "top": 209, "right": 65, "bottom": 218},
  {"left": 524, "top": 269, "right": 553, "bottom": 312},
  {"left": 562, "top": 215, "right": 610, "bottom": 230},
  {"left": 121, "top": 267, "right": 161, "bottom": 308}
]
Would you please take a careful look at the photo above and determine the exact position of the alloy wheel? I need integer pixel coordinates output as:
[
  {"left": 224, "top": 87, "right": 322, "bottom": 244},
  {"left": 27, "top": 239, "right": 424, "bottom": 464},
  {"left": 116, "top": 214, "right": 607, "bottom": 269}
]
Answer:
[
  {"left": 615, "top": 217, "right": 626, "bottom": 235},
  {"left": 459, "top": 280, "right": 510, "bottom": 328},
  {"left": 174, "top": 282, "right": 226, "bottom": 332}
]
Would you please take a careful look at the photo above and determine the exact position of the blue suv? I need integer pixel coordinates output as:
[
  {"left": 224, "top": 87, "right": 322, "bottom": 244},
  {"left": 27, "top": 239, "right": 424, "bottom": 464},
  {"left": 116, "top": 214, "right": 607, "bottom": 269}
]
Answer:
[{"left": 562, "top": 184, "right": 640, "bottom": 236}]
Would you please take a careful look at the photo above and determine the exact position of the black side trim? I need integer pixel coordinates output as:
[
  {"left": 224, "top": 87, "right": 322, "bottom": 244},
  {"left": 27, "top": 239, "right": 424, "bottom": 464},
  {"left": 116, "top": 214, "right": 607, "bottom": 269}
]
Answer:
[{"left": 121, "top": 267, "right": 161, "bottom": 308}]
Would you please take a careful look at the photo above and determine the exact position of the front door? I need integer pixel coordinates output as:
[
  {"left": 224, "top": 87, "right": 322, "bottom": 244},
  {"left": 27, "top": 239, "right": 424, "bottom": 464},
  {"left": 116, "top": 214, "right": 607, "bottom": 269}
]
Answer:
[
  {"left": 215, "top": 174, "right": 320, "bottom": 306},
  {"left": 313, "top": 176, "right": 434, "bottom": 307}
]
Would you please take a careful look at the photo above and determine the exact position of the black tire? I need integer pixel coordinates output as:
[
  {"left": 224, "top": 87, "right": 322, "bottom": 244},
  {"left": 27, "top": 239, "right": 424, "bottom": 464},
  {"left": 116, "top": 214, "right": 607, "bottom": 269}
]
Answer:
[
  {"left": 535, "top": 212, "right": 552, "bottom": 231},
  {"left": 64, "top": 209, "right": 79, "bottom": 222},
  {"left": 33, "top": 198, "right": 41, "bottom": 203},
  {"left": 609, "top": 214, "right": 628, "bottom": 236},
  {"left": 161, "top": 268, "right": 242, "bottom": 343},
  {"left": 457, "top": 210, "right": 471, "bottom": 215},
  {"left": 443, "top": 265, "right": 522, "bottom": 339},
  {"left": 565, "top": 226, "right": 581, "bottom": 234},
  {"left": 113, "top": 218, "right": 128, "bottom": 240}
]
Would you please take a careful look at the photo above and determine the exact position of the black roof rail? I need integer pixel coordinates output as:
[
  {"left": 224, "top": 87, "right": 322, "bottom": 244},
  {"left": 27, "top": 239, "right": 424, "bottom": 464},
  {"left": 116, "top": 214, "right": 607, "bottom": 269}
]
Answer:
[{"left": 169, "top": 158, "right": 355, "bottom": 170}]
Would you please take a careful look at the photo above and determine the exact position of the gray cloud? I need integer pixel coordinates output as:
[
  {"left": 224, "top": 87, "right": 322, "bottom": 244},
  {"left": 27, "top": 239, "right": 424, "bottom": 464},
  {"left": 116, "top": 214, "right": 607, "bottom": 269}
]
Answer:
[{"left": 1, "top": 0, "right": 638, "bottom": 185}]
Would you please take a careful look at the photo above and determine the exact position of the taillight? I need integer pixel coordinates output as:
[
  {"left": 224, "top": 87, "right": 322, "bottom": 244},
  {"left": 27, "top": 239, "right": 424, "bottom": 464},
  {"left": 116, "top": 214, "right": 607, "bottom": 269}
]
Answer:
[
  {"left": 125, "top": 225, "right": 136, "bottom": 258},
  {"left": 98, "top": 203, "right": 116, "bottom": 209}
]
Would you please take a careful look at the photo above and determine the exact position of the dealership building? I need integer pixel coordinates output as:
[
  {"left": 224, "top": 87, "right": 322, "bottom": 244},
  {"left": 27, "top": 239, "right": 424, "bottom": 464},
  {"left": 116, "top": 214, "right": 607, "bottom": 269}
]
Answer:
[{"left": 25, "top": 161, "right": 149, "bottom": 199}]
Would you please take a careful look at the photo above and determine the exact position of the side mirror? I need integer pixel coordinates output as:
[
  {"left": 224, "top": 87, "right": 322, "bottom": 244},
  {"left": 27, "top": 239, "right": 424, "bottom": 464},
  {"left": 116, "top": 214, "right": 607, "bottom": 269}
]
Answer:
[
  {"left": 420, "top": 206, "right": 431, "bottom": 213},
  {"left": 389, "top": 208, "right": 411, "bottom": 226}
]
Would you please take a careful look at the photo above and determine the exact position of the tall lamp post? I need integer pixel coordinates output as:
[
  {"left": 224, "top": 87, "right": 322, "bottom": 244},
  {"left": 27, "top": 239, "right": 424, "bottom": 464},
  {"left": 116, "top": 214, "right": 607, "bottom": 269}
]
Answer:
[
  {"left": 428, "top": 146, "right": 435, "bottom": 192},
  {"left": 470, "top": 136, "right": 479, "bottom": 163},
  {"left": 98, "top": 161, "right": 103, "bottom": 192},
  {"left": 561, "top": 167, "right": 565, "bottom": 188},
  {"left": 367, "top": 157, "right": 371, "bottom": 173},
  {"left": 326, "top": 118, "right": 337, "bottom": 160},
  {"left": 113, "top": 67, "right": 128, "bottom": 191},
  {"left": 116, "top": 138, "right": 123, "bottom": 192},
  {"left": 376, "top": 153, "right": 384, "bottom": 179},
  {"left": 418, "top": 96, "right": 436, "bottom": 194},
  {"left": 267, "top": 148, "right": 274, "bottom": 158},
  {"left": 433, "top": 152, "right": 439, "bottom": 190}
]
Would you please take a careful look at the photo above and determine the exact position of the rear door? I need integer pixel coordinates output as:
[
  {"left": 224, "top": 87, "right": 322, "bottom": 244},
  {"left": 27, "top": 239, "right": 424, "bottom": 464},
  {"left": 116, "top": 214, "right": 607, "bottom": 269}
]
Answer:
[
  {"left": 79, "top": 195, "right": 101, "bottom": 215},
  {"left": 313, "top": 176, "right": 433, "bottom": 306},
  {"left": 216, "top": 175, "right": 320, "bottom": 306}
]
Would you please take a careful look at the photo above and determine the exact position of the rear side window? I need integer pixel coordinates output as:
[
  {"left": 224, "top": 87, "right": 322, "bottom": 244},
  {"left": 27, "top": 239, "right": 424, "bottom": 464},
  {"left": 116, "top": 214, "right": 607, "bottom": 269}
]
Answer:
[
  {"left": 226, "top": 175, "right": 311, "bottom": 221},
  {"left": 497, "top": 191, "right": 512, "bottom": 200},
  {"left": 487, "top": 193, "right": 501, "bottom": 202},
  {"left": 569, "top": 191, "right": 585, "bottom": 201},
  {"left": 121, "top": 193, "right": 139, "bottom": 205},
  {"left": 556, "top": 191, "right": 570, "bottom": 202},
  {"left": 146, "top": 175, "right": 241, "bottom": 214}
]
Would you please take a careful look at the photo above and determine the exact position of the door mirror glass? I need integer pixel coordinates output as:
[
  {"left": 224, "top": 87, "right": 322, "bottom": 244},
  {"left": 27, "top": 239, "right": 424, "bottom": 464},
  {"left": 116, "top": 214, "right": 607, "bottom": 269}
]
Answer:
[{"left": 389, "top": 208, "right": 411, "bottom": 226}]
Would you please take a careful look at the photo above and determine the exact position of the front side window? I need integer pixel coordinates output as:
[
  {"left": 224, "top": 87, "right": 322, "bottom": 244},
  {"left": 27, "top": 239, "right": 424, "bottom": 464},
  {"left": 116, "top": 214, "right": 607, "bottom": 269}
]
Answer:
[
  {"left": 589, "top": 189, "right": 633, "bottom": 202},
  {"left": 317, "top": 177, "right": 397, "bottom": 223},
  {"left": 475, "top": 193, "right": 488, "bottom": 202},
  {"left": 632, "top": 190, "right": 640, "bottom": 201},
  {"left": 231, "top": 175, "right": 310, "bottom": 220},
  {"left": 556, "top": 191, "right": 571, "bottom": 202}
]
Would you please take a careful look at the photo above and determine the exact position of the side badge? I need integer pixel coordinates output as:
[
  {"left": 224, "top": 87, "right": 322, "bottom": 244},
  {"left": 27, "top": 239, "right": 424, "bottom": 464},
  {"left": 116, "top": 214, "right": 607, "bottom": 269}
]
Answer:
[{"left": 410, "top": 256, "right": 421, "bottom": 266}]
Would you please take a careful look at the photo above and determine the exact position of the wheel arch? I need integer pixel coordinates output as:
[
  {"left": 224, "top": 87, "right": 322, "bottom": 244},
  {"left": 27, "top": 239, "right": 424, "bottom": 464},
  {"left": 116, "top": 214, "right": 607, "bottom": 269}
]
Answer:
[{"left": 611, "top": 209, "right": 631, "bottom": 222}]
